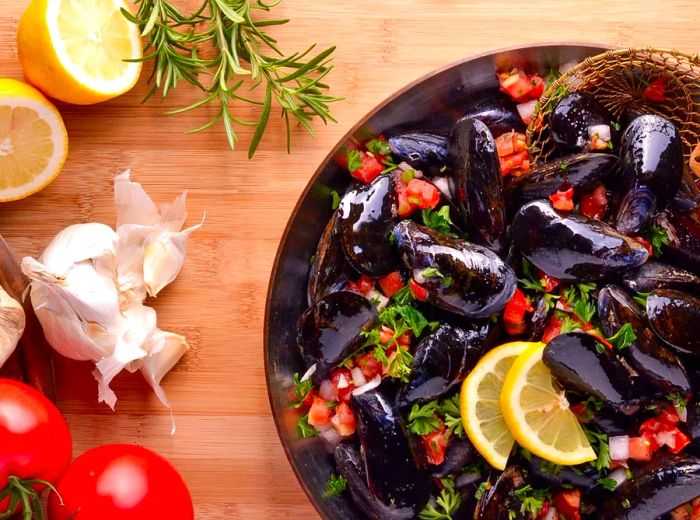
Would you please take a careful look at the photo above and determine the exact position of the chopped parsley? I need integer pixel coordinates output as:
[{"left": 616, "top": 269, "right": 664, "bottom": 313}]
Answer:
[
  {"left": 366, "top": 137, "right": 391, "bottom": 156},
  {"left": 621, "top": 498, "right": 631, "bottom": 509},
  {"left": 440, "top": 393, "right": 465, "bottom": 437},
  {"left": 330, "top": 189, "right": 341, "bottom": 210},
  {"left": 611, "top": 120, "right": 621, "bottom": 132},
  {"left": 514, "top": 484, "right": 550, "bottom": 517},
  {"left": 667, "top": 392, "right": 688, "bottom": 412},
  {"left": 346, "top": 149, "right": 363, "bottom": 172},
  {"left": 559, "top": 162, "right": 569, "bottom": 170},
  {"left": 475, "top": 481, "right": 490, "bottom": 500},
  {"left": 585, "top": 428, "right": 611, "bottom": 472},
  {"left": 518, "top": 259, "right": 560, "bottom": 310},
  {"left": 564, "top": 282, "right": 598, "bottom": 324},
  {"left": 422, "top": 267, "right": 444, "bottom": 279},
  {"left": 291, "top": 372, "right": 313, "bottom": 409},
  {"left": 407, "top": 393, "right": 465, "bottom": 437},
  {"left": 633, "top": 291, "right": 651, "bottom": 307},
  {"left": 422, "top": 206, "right": 456, "bottom": 237},
  {"left": 643, "top": 225, "right": 670, "bottom": 257},
  {"left": 606, "top": 323, "right": 637, "bottom": 351},
  {"left": 297, "top": 414, "right": 318, "bottom": 438},
  {"left": 598, "top": 477, "right": 618, "bottom": 491},
  {"left": 324, "top": 473, "right": 348, "bottom": 497},
  {"left": 418, "top": 477, "right": 462, "bottom": 520},
  {"left": 539, "top": 460, "right": 563, "bottom": 477}
]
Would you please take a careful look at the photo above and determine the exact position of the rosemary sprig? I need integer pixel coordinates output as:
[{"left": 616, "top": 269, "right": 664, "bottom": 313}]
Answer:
[{"left": 122, "top": 0, "right": 341, "bottom": 157}]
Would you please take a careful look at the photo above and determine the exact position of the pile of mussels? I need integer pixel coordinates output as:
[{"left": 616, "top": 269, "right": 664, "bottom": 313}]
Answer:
[{"left": 295, "top": 89, "right": 700, "bottom": 519}]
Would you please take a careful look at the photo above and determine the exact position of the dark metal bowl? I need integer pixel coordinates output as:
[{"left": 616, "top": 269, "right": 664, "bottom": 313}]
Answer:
[{"left": 265, "top": 43, "right": 608, "bottom": 519}]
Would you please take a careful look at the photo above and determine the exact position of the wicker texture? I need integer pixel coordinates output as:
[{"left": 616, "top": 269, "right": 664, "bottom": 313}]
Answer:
[{"left": 527, "top": 48, "right": 700, "bottom": 164}]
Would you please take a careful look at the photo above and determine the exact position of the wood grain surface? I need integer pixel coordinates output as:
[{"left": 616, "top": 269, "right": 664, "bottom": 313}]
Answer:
[{"left": 0, "top": 1, "right": 698, "bottom": 517}]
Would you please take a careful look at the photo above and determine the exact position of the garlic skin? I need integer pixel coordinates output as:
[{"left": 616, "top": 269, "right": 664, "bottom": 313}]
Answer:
[{"left": 0, "top": 286, "right": 26, "bottom": 368}]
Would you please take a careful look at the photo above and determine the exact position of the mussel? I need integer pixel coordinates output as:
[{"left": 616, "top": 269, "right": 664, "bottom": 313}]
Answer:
[
  {"left": 595, "top": 453, "right": 700, "bottom": 520},
  {"left": 297, "top": 291, "right": 378, "bottom": 383},
  {"left": 431, "top": 437, "right": 476, "bottom": 479},
  {"left": 396, "top": 322, "right": 491, "bottom": 409},
  {"left": 447, "top": 117, "right": 506, "bottom": 252},
  {"left": 597, "top": 285, "right": 690, "bottom": 395},
  {"left": 387, "top": 132, "right": 448, "bottom": 175},
  {"left": 338, "top": 175, "right": 398, "bottom": 276},
  {"left": 351, "top": 388, "right": 430, "bottom": 519},
  {"left": 511, "top": 200, "right": 649, "bottom": 282},
  {"left": 543, "top": 332, "right": 647, "bottom": 415},
  {"left": 549, "top": 92, "right": 617, "bottom": 153},
  {"left": 460, "top": 94, "right": 525, "bottom": 137},
  {"left": 474, "top": 466, "right": 527, "bottom": 520},
  {"left": 505, "top": 153, "right": 618, "bottom": 207},
  {"left": 615, "top": 115, "right": 684, "bottom": 235},
  {"left": 393, "top": 221, "right": 516, "bottom": 318},
  {"left": 622, "top": 260, "right": 700, "bottom": 294},
  {"left": 526, "top": 455, "right": 598, "bottom": 492},
  {"left": 647, "top": 289, "right": 700, "bottom": 356},
  {"left": 334, "top": 443, "right": 380, "bottom": 519},
  {"left": 653, "top": 209, "right": 700, "bottom": 275}
]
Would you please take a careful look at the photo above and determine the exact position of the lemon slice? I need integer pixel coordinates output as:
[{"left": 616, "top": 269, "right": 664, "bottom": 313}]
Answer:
[
  {"left": 0, "top": 79, "right": 68, "bottom": 201},
  {"left": 501, "top": 342, "right": 596, "bottom": 466},
  {"left": 17, "top": 0, "right": 142, "bottom": 105},
  {"left": 461, "top": 341, "right": 533, "bottom": 470}
]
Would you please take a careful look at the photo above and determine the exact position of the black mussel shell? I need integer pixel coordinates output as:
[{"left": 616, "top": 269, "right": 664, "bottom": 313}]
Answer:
[
  {"left": 396, "top": 322, "right": 492, "bottom": 409},
  {"left": 597, "top": 285, "right": 690, "bottom": 395},
  {"left": 527, "top": 294, "right": 551, "bottom": 341},
  {"left": 297, "top": 291, "right": 378, "bottom": 383},
  {"left": 672, "top": 169, "right": 700, "bottom": 213},
  {"left": 550, "top": 92, "right": 617, "bottom": 153},
  {"left": 394, "top": 221, "right": 516, "bottom": 318},
  {"left": 506, "top": 153, "right": 618, "bottom": 207},
  {"left": 527, "top": 455, "right": 598, "bottom": 492},
  {"left": 307, "top": 210, "right": 356, "bottom": 305},
  {"left": 622, "top": 260, "right": 700, "bottom": 294},
  {"left": 387, "top": 132, "right": 448, "bottom": 175},
  {"left": 351, "top": 389, "right": 430, "bottom": 519},
  {"left": 333, "top": 443, "right": 379, "bottom": 520},
  {"left": 594, "top": 453, "right": 700, "bottom": 520},
  {"left": 654, "top": 209, "right": 700, "bottom": 275},
  {"left": 543, "top": 332, "right": 647, "bottom": 414},
  {"left": 461, "top": 93, "right": 525, "bottom": 138},
  {"left": 431, "top": 436, "right": 476, "bottom": 479},
  {"left": 448, "top": 117, "right": 506, "bottom": 252},
  {"left": 690, "top": 398, "right": 700, "bottom": 448},
  {"left": 337, "top": 175, "right": 398, "bottom": 276},
  {"left": 647, "top": 289, "right": 700, "bottom": 356},
  {"left": 512, "top": 200, "right": 649, "bottom": 282},
  {"left": 588, "top": 406, "right": 635, "bottom": 436},
  {"left": 615, "top": 115, "right": 684, "bottom": 235},
  {"left": 474, "top": 466, "right": 527, "bottom": 520}
]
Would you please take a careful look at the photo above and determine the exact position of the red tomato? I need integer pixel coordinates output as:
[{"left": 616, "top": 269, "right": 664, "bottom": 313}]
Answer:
[
  {"left": 409, "top": 278, "right": 429, "bottom": 302},
  {"left": 542, "top": 315, "right": 564, "bottom": 344},
  {"left": 499, "top": 150, "right": 531, "bottom": 176},
  {"left": 346, "top": 275, "right": 375, "bottom": 296},
  {"left": 580, "top": 185, "right": 608, "bottom": 219},
  {"left": 495, "top": 131, "right": 528, "bottom": 157},
  {"left": 422, "top": 422, "right": 449, "bottom": 465},
  {"left": 498, "top": 69, "right": 545, "bottom": 103},
  {"left": 331, "top": 368, "right": 355, "bottom": 403},
  {"left": 528, "top": 74, "right": 545, "bottom": 100},
  {"left": 378, "top": 272, "right": 404, "bottom": 298},
  {"left": 503, "top": 288, "right": 533, "bottom": 335},
  {"left": 634, "top": 236, "right": 654, "bottom": 257},
  {"left": 350, "top": 151, "right": 384, "bottom": 183},
  {"left": 48, "top": 444, "right": 193, "bottom": 520},
  {"left": 644, "top": 76, "right": 667, "bottom": 102},
  {"left": 628, "top": 436, "right": 653, "bottom": 461},
  {"left": 666, "top": 429, "right": 691, "bottom": 454},
  {"left": 308, "top": 396, "right": 333, "bottom": 427},
  {"left": 553, "top": 489, "right": 581, "bottom": 520},
  {"left": 657, "top": 405, "right": 681, "bottom": 426},
  {"left": 405, "top": 179, "right": 440, "bottom": 210},
  {"left": 331, "top": 402, "right": 356, "bottom": 437},
  {"left": 355, "top": 352, "right": 383, "bottom": 380},
  {"left": 541, "top": 273, "right": 560, "bottom": 293},
  {"left": 0, "top": 379, "right": 72, "bottom": 516},
  {"left": 549, "top": 187, "right": 575, "bottom": 211}
]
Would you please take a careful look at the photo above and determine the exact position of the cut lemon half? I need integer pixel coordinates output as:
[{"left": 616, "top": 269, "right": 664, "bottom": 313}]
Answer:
[
  {"left": 461, "top": 341, "right": 533, "bottom": 470},
  {"left": 17, "top": 0, "right": 142, "bottom": 105},
  {"left": 0, "top": 79, "right": 68, "bottom": 201},
  {"left": 501, "top": 342, "right": 596, "bottom": 466}
]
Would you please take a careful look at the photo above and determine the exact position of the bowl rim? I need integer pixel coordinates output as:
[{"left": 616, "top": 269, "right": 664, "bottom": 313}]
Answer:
[{"left": 263, "top": 40, "right": 612, "bottom": 519}]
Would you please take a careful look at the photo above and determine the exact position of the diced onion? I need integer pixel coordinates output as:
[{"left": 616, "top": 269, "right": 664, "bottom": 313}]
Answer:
[
  {"left": 351, "top": 367, "right": 367, "bottom": 387},
  {"left": 654, "top": 430, "right": 675, "bottom": 449},
  {"left": 300, "top": 363, "right": 316, "bottom": 382},
  {"left": 676, "top": 403, "right": 688, "bottom": 423},
  {"left": 609, "top": 435, "right": 630, "bottom": 461},
  {"left": 607, "top": 468, "right": 628, "bottom": 490},
  {"left": 588, "top": 124, "right": 611, "bottom": 142},
  {"left": 413, "top": 268, "right": 427, "bottom": 284},
  {"left": 367, "top": 289, "right": 389, "bottom": 310},
  {"left": 336, "top": 373, "right": 349, "bottom": 389},
  {"left": 517, "top": 100, "right": 537, "bottom": 124},
  {"left": 319, "top": 379, "right": 335, "bottom": 401},
  {"left": 319, "top": 427, "right": 342, "bottom": 447},
  {"left": 542, "top": 507, "right": 558, "bottom": 520},
  {"left": 432, "top": 176, "right": 451, "bottom": 198},
  {"left": 352, "top": 374, "right": 382, "bottom": 396}
]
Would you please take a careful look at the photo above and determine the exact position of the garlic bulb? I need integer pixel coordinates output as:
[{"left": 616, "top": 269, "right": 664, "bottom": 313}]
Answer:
[
  {"left": 21, "top": 171, "right": 199, "bottom": 419},
  {"left": 0, "top": 285, "right": 26, "bottom": 368}
]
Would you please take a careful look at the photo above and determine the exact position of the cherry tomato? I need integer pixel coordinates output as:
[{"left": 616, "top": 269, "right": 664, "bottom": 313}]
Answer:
[
  {"left": 0, "top": 378, "right": 72, "bottom": 516},
  {"left": 549, "top": 187, "right": 575, "bottom": 211},
  {"left": 49, "top": 444, "right": 193, "bottom": 520},
  {"left": 378, "top": 272, "right": 404, "bottom": 298}
]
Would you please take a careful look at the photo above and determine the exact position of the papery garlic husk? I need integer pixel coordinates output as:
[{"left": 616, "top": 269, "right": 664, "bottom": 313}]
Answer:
[
  {"left": 137, "top": 330, "right": 189, "bottom": 406},
  {"left": 0, "top": 286, "right": 26, "bottom": 368}
]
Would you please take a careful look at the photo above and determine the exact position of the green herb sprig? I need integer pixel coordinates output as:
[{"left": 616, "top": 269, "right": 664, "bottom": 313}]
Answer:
[
  {"left": 418, "top": 477, "right": 462, "bottom": 520},
  {"left": 324, "top": 474, "right": 347, "bottom": 497}
]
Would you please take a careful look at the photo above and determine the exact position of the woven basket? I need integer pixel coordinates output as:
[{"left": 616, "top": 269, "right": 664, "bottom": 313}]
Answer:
[{"left": 527, "top": 48, "right": 700, "bottom": 165}]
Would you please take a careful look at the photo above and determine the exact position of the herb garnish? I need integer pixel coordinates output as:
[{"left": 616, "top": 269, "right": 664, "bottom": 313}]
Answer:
[
  {"left": 563, "top": 282, "right": 597, "bottom": 324},
  {"left": 407, "top": 393, "right": 464, "bottom": 437},
  {"left": 518, "top": 259, "right": 559, "bottom": 310},
  {"left": 297, "top": 413, "right": 317, "bottom": 438},
  {"left": 606, "top": 323, "right": 637, "bottom": 351},
  {"left": 324, "top": 473, "right": 348, "bottom": 497},
  {"left": 585, "top": 428, "right": 611, "bottom": 472},
  {"left": 418, "top": 477, "right": 462, "bottom": 520},
  {"left": 330, "top": 190, "right": 341, "bottom": 210},
  {"left": 291, "top": 372, "right": 313, "bottom": 409},
  {"left": 514, "top": 484, "right": 550, "bottom": 517},
  {"left": 633, "top": 291, "right": 651, "bottom": 307},
  {"left": 643, "top": 225, "right": 670, "bottom": 257},
  {"left": 598, "top": 477, "right": 618, "bottom": 491},
  {"left": 474, "top": 481, "right": 490, "bottom": 500},
  {"left": 366, "top": 138, "right": 391, "bottom": 156},
  {"left": 347, "top": 149, "right": 363, "bottom": 172},
  {"left": 667, "top": 392, "right": 688, "bottom": 412},
  {"left": 422, "top": 206, "right": 456, "bottom": 237}
]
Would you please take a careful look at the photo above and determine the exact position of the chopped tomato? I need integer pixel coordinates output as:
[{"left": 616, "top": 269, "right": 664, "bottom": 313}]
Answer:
[
  {"left": 405, "top": 179, "right": 440, "bottom": 210},
  {"left": 346, "top": 275, "right": 375, "bottom": 296},
  {"left": 397, "top": 191, "right": 414, "bottom": 217},
  {"left": 553, "top": 489, "right": 581, "bottom": 520},
  {"left": 503, "top": 288, "right": 533, "bottom": 335},
  {"left": 644, "top": 76, "right": 668, "bottom": 102},
  {"left": 331, "top": 368, "right": 355, "bottom": 403},
  {"left": 308, "top": 397, "right": 333, "bottom": 427},
  {"left": 549, "top": 187, "right": 575, "bottom": 211},
  {"left": 628, "top": 436, "right": 653, "bottom": 461},
  {"left": 541, "top": 273, "right": 560, "bottom": 293},
  {"left": 542, "top": 315, "right": 564, "bottom": 344},
  {"left": 528, "top": 75, "right": 545, "bottom": 100},
  {"left": 500, "top": 150, "right": 531, "bottom": 176},
  {"left": 498, "top": 69, "right": 545, "bottom": 103},
  {"left": 537, "top": 500, "right": 551, "bottom": 520},
  {"left": 590, "top": 134, "right": 610, "bottom": 150},
  {"left": 349, "top": 151, "right": 384, "bottom": 183},
  {"left": 657, "top": 405, "right": 682, "bottom": 426},
  {"left": 409, "top": 278, "right": 429, "bottom": 302},
  {"left": 422, "top": 421, "right": 449, "bottom": 465},
  {"left": 571, "top": 401, "right": 595, "bottom": 424},
  {"left": 495, "top": 131, "right": 528, "bottom": 158},
  {"left": 580, "top": 185, "right": 608, "bottom": 219},
  {"left": 379, "top": 326, "right": 395, "bottom": 345},
  {"left": 298, "top": 388, "right": 317, "bottom": 411},
  {"left": 634, "top": 236, "right": 654, "bottom": 257},
  {"left": 355, "top": 352, "right": 383, "bottom": 380},
  {"left": 664, "top": 429, "right": 691, "bottom": 454},
  {"left": 331, "top": 402, "right": 356, "bottom": 437},
  {"left": 378, "top": 272, "right": 404, "bottom": 298}
]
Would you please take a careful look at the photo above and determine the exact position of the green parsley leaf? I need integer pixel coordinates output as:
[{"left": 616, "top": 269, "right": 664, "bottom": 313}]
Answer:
[
  {"left": 442, "top": 276, "right": 454, "bottom": 288},
  {"left": 408, "top": 402, "right": 441, "bottom": 436},
  {"left": 607, "top": 141, "right": 614, "bottom": 150},
  {"left": 418, "top": 477, "right": 462, "bottom": 520},
  {"left": 518, "top": 259, "right": 560, "bottom": 310},
  {"left": 559, "top": 162, "right": 568, "bottom": 170},
  {"left": 475, "top": 482, "right": 490, "bottom": 500},
  {"left": 585, "top": 428, "right": 611, "bottom": 472},
  {"left": 330, "top": 190, "right": 341, "bottom": 210},
  {"left": 388, "top": 346, "right": 414, "bottom": 382},
  {"left": 422, "top": 206, "right": 456, "bottom": 237},
  {"left": 396, "top": 304, "right": 430, "bottom": 337},
  {"left": 564, "top": 282, "right": 598, "bottom": 324},
  {"left": 422, "top": 267, "right": 444, "bottom": 279},
  {"left": 366, "top": 138, "right": 391, "bottom": 157},
  {"left": 539, "top": 460, "right": 563, "bottom": 477},
  {"left": 559, "top": 312, "right": 581, "bottom": 334},
  {"left": 667, "top": 392, "right": 688, "bottom": 413},
  {"left": 347, "top": 149, "right": 363, "bottom": 172},
  {"left": 606, "top": 323, "right": 637, "bottom": 350},
  {"left": 611, "top": 120, "right": 621, "bottom": 132},
  {"left": 439, "top": 394, "right": 465, "bottom": 437},
  {"left": 297, "top": 414, "right": 318, "bottom": 438},
  {"left": 598, "top": 477, "right": 618, "bottom": 491},
  {"left": 633, "top": 291, "right": 651, "bottom": 307},
  {"left": 324, "top": 473, "right": 348, "bottom": 497},
  {"left": 392, "top": 285, "right": 414, "bottom": 305},
  {"left": 291, "top": 372, "right": 313, "bottom": 409},
  {"left": 643, "top": 225, "right": 670, "bottom": 257},
  {"left": 514, "top": 484, "right": 550, "bottom": 517},
  {"left": 622, "top": 498, "right": 631, "bottom": 509}
]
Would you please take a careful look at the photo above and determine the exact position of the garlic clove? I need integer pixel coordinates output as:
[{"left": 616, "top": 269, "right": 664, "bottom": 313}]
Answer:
[
  {"left": 0, "top": 286, "right": 25, "bottom": 369},
  {"left": 39, "top": 223, "right": 118, "bottom": 276},
  {"left": 139, "top": 329, "right": 189, "bottom": 408},
  {"left": 114, "top": 170, "right": 160, "bottom": 228}
]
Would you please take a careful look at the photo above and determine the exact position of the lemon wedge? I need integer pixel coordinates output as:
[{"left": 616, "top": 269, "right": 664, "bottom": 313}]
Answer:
[
  {"left": 0, "top": 79, "right": 68, "bottom": 201},
  {"left": 501, "top": 342, "right": 596, "bottom": 466},
  {"left": 461, "top": 341, "right": 534, "bottom": 470},
  {"left": 17, "top": 0, "right": 142, "bottom": 105}
]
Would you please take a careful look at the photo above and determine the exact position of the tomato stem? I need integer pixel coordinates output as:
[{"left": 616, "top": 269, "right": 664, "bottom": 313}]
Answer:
[{"left": 0, "top": 476, "right": 62, "bottom": 520}]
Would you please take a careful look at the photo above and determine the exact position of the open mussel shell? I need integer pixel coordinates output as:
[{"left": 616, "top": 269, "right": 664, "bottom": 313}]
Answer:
[
  {"left": 615, "top": 115, "right": 684, "bottom": 235},
  {"left": 297, "top": 291, "right": 378, "bottom": 383},
  {"left": 654, "top": 209, "right": 700, "bottom": 275},
  {"left": 647, "top": 289, "right": 700, "bottom": 356},
  {"left": 597, "top": 285, "right": 690, "bottom": 395},
  {"left": 549, "top": 92, "right": 618, "bottom": 153},
  {"left": 396, "top": 321, "right": 491, "bottom": 410},
  {"left": 512, "top": 200, "right": 649, "bottom": 282},
  {"left": 394, "top": 221, "right": 516, "bottom": 318},
  {"left": 461, "top": 94, "right": 525, "bottom": 138},
  {"left": 431, "top": 437, "right": 476, "bottom": 479},
  {"left": 594, "top": 453, "right": 700, "bottom": 520},
  {"left": 474, "top": 465, "right": 526, "bottom": 520},
  {"left": 505, "top": 153, "right": 618, "bottom": 208},
  {"left": 448, "top": 117, "right": 506, "bottom": 252},
  {"left": 525, "top": 454, "right": 598, "bottom": 492},
  {"left": 338, "top": 175, "right": 398, "bottom": 277},
  {"left": 387, "top": 132, "right": 448, "bottom": 176},
  {"left": 351, "top": 388, "right": 430, "bottom": 519},
  {"left": 333, "top": 443, "right": 380, "bottom": 520},
  {"left": 622, "top": 260, "right": 700, "bottom": 294},
  {"left": 543, "top": 332, "right": 647, "bottom": 415}
]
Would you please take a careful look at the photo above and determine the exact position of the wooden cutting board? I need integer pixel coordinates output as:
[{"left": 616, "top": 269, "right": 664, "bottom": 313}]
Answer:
[{"left": 0, "top": 0, "right": 697, "bottom": 517}]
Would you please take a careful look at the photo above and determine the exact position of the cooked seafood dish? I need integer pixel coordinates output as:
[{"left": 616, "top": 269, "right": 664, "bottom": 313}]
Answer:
[{"left": 289, "top": 63, "right": 700, "bottom": 519}]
